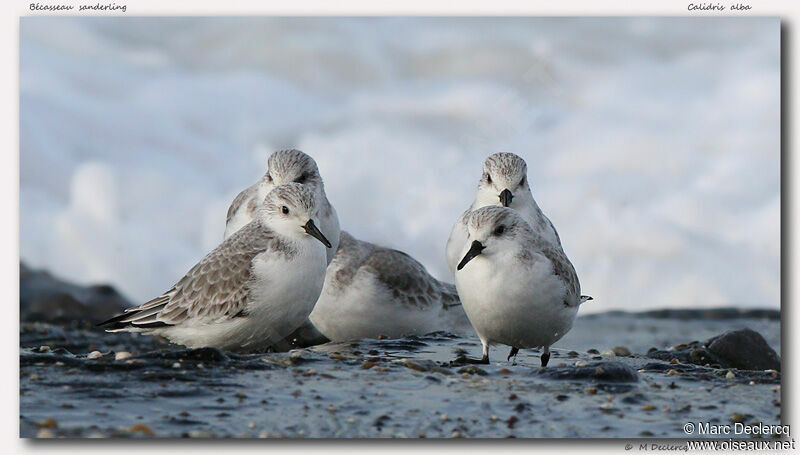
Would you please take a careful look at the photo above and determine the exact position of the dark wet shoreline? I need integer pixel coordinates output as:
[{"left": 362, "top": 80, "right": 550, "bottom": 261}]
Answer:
[{"left": 20, "top": 308, "right": 781, "bottom": 438}]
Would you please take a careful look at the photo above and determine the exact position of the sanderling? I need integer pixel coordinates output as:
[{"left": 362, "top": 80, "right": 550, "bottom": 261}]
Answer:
[
  {"left": 225, "top": 149, "right": 340, "bottom": 264},
  {"left": 100, "top": 183, "right": 332, "bottom": 352},
  {"left": 446, "top": 152, "right": 562, "bottom": 274},
  {"left": 454, "top": 206, "right": 586, "bottom": 367},
  {"left": 307, "top": 231, "right": 471, "bottom": 341}
]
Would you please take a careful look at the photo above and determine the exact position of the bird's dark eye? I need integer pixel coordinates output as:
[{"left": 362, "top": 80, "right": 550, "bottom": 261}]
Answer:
[
  {"left": 519, "top": 176, "right": 525, "bottom": 186},
  {"left": 295, "top": 172, "right": 308, "bottom": 184},
  {"left": 486, "top": 174, "right": 492, "bottom": 184},
  {"left": 494, "top": 225, "right": 505, "bottom": 236},
  {"left": 266, "top": 174, "right": 273, "bottom": 183},
  {"left": 281, "top": 206, "right": 289, "bottom": 214}
]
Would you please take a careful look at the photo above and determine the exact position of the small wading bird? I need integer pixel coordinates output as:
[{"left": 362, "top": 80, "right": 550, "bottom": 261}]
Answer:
[
  {"left": 446, "top": 152, "right": 562, "bottom": 274},
  {"left": 225, "top": 150, "right": 470, "bottom": 344},
  {"left": 453, "top": 206, "right": 590, "bottom": 367},
  {"left": 225, "top": 149, "right": 340, "bottom": 264},
  {"left": 100, "top": 183, "right": 331, "bottom": 352}
]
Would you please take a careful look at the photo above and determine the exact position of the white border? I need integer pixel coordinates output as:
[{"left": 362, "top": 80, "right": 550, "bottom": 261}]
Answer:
[{"left": 4, "top": 1, "right": 797, "bottom": 454}]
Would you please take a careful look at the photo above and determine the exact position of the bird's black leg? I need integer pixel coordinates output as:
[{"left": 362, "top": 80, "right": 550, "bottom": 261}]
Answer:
[
  {"left": 507, "top": 346, "right": 519, "bottom": 364},
  {"left": 541, "top": 347, "right": 550, "bottom": 367}
]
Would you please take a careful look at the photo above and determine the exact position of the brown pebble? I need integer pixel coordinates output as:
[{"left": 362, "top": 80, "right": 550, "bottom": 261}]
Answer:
[
  {"left": 508, "top": 393, "right": 517, "bottom": 400},
  {"left": 667, "top": 369, "right": 680, "bottom": 375},
  {"left": 731, "top": 413, "right": 745, "bottom": 423},
  {"left": 497, "top": 368, "right": 512, "bottom": 375},
  {"left": 378, "top": 334, "right": 388, "bottom": 340},
  {"left": 37, "top": 418, "right": 58, "bottom": 428},
  {"left": 129, "top": 424, "right": 154, "bottom": 436},
  {"left": 641, "top": 405, "right": 656, "bottom": 411},
  {"left": 585, "top": 387, "right": 597, "bottom": 395},
  {"left": 361, "top": 361, "right": 375, "bottom": 369},
  {"left": 669, "top": 358, "right": 679, "bottom": 364}
]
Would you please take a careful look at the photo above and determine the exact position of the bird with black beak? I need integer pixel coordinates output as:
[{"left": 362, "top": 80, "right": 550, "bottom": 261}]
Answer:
[
  {"left": 453, "top": 206, "right": 587, "bottom": 366},
  {"left": 445, "top": 152, "right": 563, "bottom": 274}
]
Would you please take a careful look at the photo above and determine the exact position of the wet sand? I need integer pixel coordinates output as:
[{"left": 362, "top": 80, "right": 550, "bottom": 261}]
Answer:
[{"left": 20, "top": 310, "right": 781, "bottom": 438}]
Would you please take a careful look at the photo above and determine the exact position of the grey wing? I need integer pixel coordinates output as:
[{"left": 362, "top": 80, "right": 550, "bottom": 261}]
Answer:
[
  {"left": 226, "top": 184, "right": 257, "bottom": 224},
  {"left": 545, "top": 216, "right": 562, "bottom": 246},
  {"left": 540, "top": 245, "right": 581, "bottom": 307},
  {"left": 102, "top": 223, "right": 274, "bottom": 329},
  {"left": 365, "top": 248, "right": 446, "bottom": 311}
]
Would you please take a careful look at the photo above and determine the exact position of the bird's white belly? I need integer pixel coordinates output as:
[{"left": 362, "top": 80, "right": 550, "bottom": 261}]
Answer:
[
  {"left": 166, "top": 243, "right": 327, "bottom": 351},
  {"left": 455, "top": 255, "right": 576, "bottom": 349},
  {"left": 309, "top": 270, "right": 440, "bottom": 341}
]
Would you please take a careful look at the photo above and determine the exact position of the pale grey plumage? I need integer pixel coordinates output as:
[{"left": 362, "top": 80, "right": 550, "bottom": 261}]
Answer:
[{"left": 102, "top": 183, "right": 329, "bottom": 351}]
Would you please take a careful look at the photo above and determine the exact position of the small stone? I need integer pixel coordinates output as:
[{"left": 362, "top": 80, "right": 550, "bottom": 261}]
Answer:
[
  {"left": 440, "top": 413, "right": 449, "bottom": 421},
  {"left": 726, "top": 371, "right": 736, "bottom": 379},
  {"left": 667, "top": 369, "right": 680, "bottom": 375},
  {"left": 37, "top": 418, "right": 58, "bottom": 428},
  {"left": 567, "top": 351, "right": 579, "bottom": 357},
  {"left": 37, "top": 428, "right": 55, "bottom": 438},
  {"left": 87, "top": 351, "right": 103, "bottom": 360},
  {"left": 508, "top": 393, "right": 518, "bottom": 400},
  {"left": 458, "top": 366, "right": 487, "bottom": 376},
  {"left": 361, "top": 360, "right": 375, "bottom": 369},
  {"left": 115, "top": 351, "right": 132, "bottom": 361},
  {"left": 172, "top": 362, "right": 181, "bottom": 369},
  {"left": 129, "top": 424, "right": 154, "bottom": 436},
  {"left": 587, "top": 349, "right": 600, "bottom": 354},
  {"left": 600, "top": 350, "right": 616, "bottom": 358},
  {"left": 497, "top": 368, "right": 512, "bottom": 375},
  {"left": 585, "top": 387, "right": 597, "bottom": 395},
  {"left": 248, "top": 422, "right": 256, "bottom": 429},
  {"left": 38, "top": 345, "right": 51, "bottom": 352},
  {"left": 612, "top": 346, "right": 631, "bottom": 357},
  {"left": 670, "top": 358, "right": 679, "bottom": 364},
  {"left": 575, "top": 360, "right": 588, "bottom": 367},
  {"left": 642, "top": 405, "right": 656, "bottom": 411},
  {"left": 731, "top": 413, "right": 745, "bottom": 423}
]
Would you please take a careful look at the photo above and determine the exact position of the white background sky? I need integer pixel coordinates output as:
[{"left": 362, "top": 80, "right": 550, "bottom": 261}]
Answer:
[{"left": 19, "top": 16, "right": 779, "bottom": 312}]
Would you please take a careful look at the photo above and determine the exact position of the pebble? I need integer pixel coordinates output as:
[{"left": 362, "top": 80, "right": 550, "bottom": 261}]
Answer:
[
  {"left": 37, "top": 418, "right": 58, "bottom": 428},
  {"left": 575, "top": 360, "right": 588, "bottom": 367},
  {"left": 115, "top": 351, "right": 132, "bottom": 361},
  {"left": 172, "top": 362, "right": 181, "bottom": 369},
  {"left": 731, "top": 413, "right": 745, "bottom": 423},
  {"left": 87, "top": 351, "right": 103, "bottom": 360},
  {"left": 600, "top": 350, "right": 616, "bottom": 358},
  {"left": 37, "top": 428, "right": 55, "bottom": 438},
  {"left": 725, "top": 371, "right": 736, "bottom": 379},
  {"left": 129, "top": 424, "right": 154, "bottom": 436},
  {"left": 612, "top": 346, "right": 631, "bottom": 357},
  {"left": 361, "top": 360, "right": 375, "bottom": 369},
  {"left": 642, "top": 405, "right": 656, "bottom": 411}
]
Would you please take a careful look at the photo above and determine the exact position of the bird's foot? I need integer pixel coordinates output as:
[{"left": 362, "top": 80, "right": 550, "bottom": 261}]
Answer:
[
  {"left": 452, "top": 354, "right": 490, "bottom": 365},
  {"left": 541, "top": 351, "right": 550, "bottom": 367},
  {"left": 507, "top": 347, "right": 519, "bottom": 365}
]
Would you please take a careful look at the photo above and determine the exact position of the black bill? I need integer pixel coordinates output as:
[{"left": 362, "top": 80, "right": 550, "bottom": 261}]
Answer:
[
  {"left": 499, "top": 188, "right": 513, "bottom": 207},
  {"left": 457, "top": 240, "right": 485, "bottom": 270},
  {"left": 304, "top": 220, "right": 332, "bottom": 248}
]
